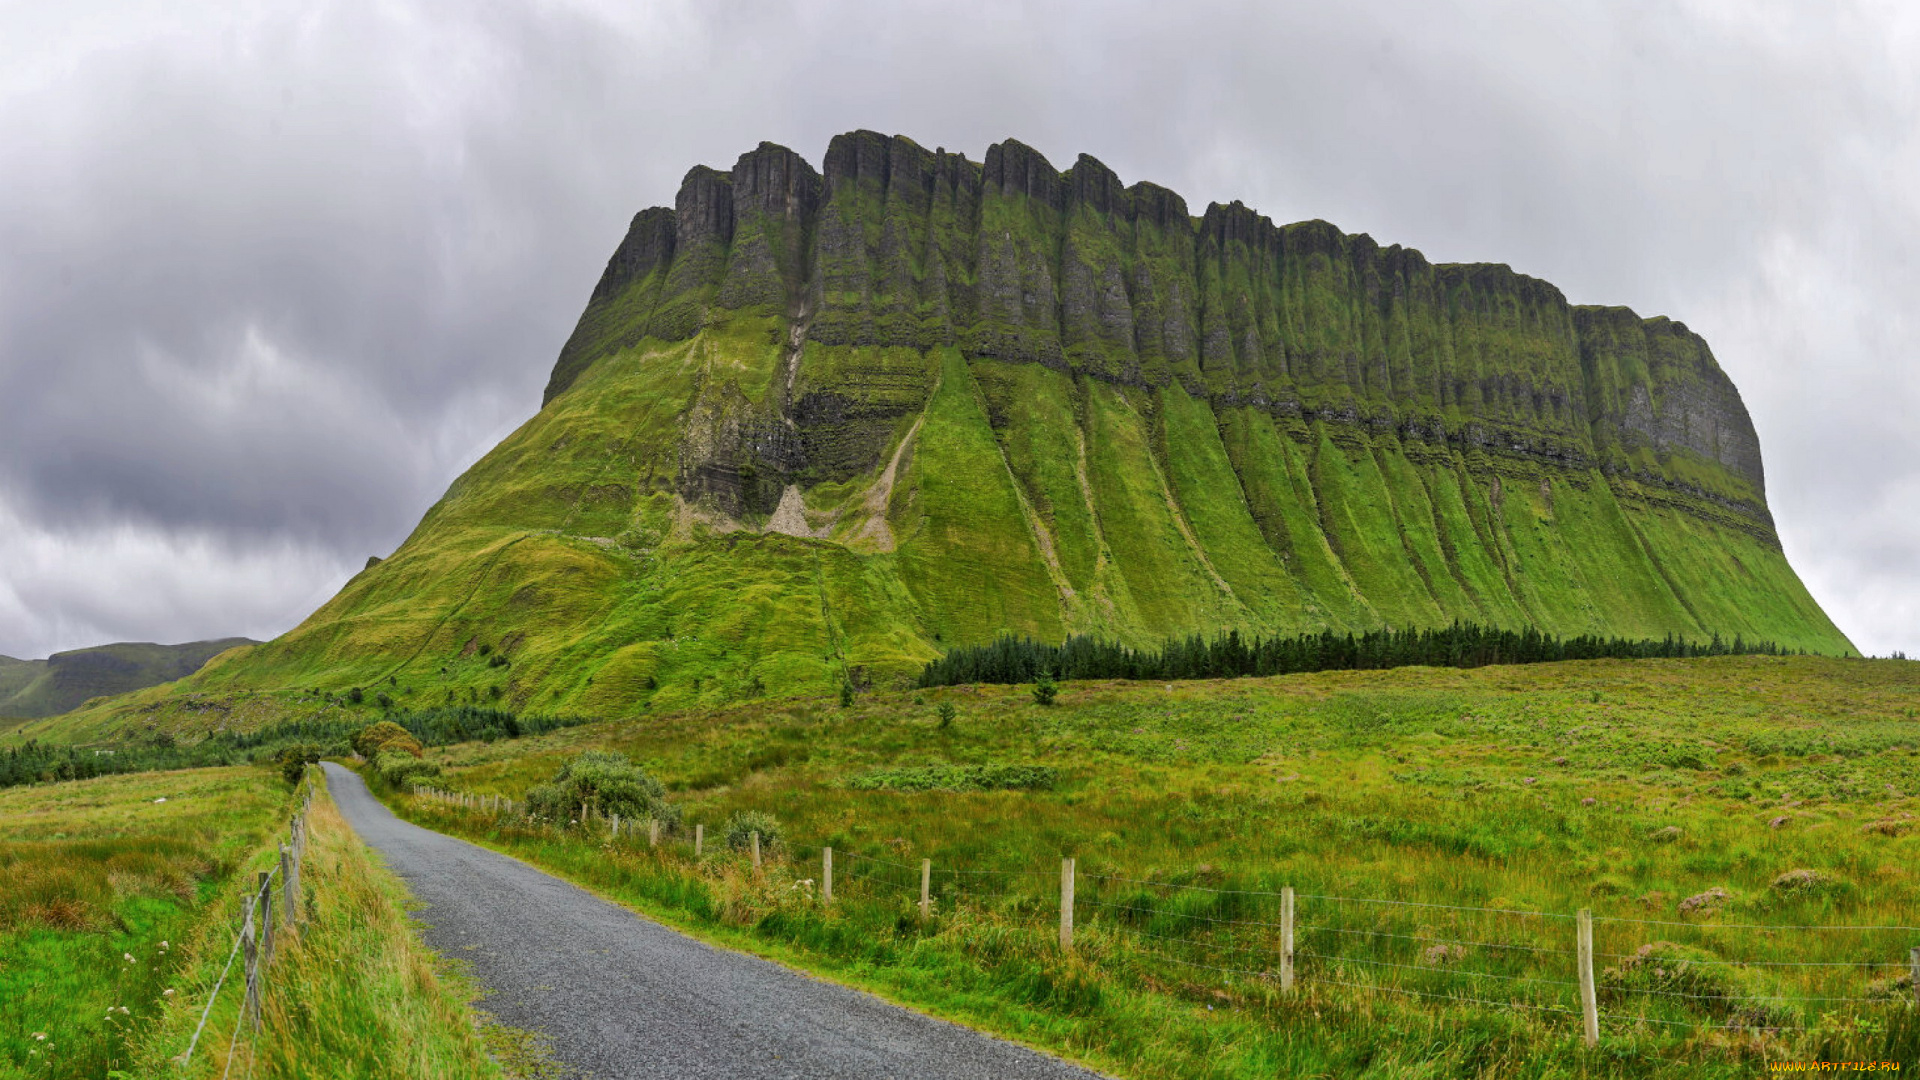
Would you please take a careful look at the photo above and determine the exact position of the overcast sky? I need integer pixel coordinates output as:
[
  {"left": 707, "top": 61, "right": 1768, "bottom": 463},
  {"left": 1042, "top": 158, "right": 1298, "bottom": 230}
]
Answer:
[{"left": 1, "top": 0, "right": 1914, "bottom": 660}]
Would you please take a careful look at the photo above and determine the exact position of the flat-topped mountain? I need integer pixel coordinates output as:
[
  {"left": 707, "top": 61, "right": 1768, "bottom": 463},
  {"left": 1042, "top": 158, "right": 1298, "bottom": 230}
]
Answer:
[{"left": 124, "top": 132, "right": 1851, "bottom": 720}]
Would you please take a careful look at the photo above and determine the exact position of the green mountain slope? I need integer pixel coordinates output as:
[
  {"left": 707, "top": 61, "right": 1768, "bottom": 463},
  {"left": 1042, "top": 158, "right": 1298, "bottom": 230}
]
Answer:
[
  {"left": 0, "top": 638, "right": 257, "bottom": 719},
  {"left": 79, "top": 131, "right": 1850, "bottom": 725}
]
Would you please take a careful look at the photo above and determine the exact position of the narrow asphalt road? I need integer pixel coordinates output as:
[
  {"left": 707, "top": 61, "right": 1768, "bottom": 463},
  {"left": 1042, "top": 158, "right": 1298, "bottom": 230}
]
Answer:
[{"left": 320, "top": 763, "right": 1107, "bottom": 1080}]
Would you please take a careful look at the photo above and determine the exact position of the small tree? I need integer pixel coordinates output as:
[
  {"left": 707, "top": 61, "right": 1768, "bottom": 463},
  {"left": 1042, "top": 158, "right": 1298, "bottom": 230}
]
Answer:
[
  {"left": 1031, "top": 671, "right": 1058, "bottom": 706},
  {"left": 838, "top": 680, "right": 855, "bottom": 708},
  {"left": 936, "top": 701, "right": 957, "bottom": 729},
  {"left": 351, "top": 720, "right": 421, "bottom": 759}
]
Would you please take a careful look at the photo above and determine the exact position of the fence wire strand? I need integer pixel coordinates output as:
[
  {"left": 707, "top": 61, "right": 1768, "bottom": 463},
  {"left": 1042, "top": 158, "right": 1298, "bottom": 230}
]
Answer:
[{"left": 420, "top": 786, "right": 1920, "bottom": 1046}]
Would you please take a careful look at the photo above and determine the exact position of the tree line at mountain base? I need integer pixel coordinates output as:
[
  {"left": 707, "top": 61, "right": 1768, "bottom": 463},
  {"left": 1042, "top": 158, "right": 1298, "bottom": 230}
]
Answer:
[
  {"left": 917, "top": 622, "right": 1805, "bottom": 688},
  {"left": 0, "top": 705, "right": 589, "bottom": 789}
]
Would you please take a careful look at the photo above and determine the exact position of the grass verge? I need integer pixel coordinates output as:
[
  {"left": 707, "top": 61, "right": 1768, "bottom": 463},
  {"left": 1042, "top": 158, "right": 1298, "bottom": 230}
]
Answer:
[{"left": 146, "top": 770, "right": 510, "bottom": 1080}]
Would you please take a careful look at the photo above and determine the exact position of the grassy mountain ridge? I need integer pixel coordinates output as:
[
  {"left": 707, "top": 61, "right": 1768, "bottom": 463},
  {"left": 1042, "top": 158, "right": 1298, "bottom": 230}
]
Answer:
[
  {"left": 42, "top": 132, "right": 1850, "bottom": 736},
  {"left": 0, "top": 638, "right": 256, "bottom": 720}
]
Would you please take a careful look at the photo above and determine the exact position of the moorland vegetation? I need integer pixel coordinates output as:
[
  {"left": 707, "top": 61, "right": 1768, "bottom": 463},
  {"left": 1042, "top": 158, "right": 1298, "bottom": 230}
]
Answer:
[{"left": 369, "top": 654, "right": 1920, "bottom": 1078}]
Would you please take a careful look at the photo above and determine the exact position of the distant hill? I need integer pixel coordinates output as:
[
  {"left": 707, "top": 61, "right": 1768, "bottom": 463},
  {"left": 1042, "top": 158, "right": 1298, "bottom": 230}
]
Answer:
[{"left": 0, "top": 639, "right": 258, "bottom": 719}]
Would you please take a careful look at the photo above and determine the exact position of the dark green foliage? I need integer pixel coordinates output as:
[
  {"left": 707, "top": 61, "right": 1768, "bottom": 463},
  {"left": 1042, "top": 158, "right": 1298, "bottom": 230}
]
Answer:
[
  {"left": 845, "top": 763, "right": 1058, "bottom": 792},
  {"left": 935, "top": 701, "right": 957, "bottom": 728},
  {"left": 1030, "top": 672, "right": 1058, "bottom": 706},
  {"left": 839, "top": 680, "right": 855, "bottom": 708},
  {"left": 922, "top": 623, "right": 1798, "bottom": 688},
  {"left": 276, "top": 742, "right": 322, "bottom": 785},
  {"left": 723, "top": 809, "right": 782, "bottom": 854},
  {"left": 524, "top": 750, "right": 678, "bottom": 828}
]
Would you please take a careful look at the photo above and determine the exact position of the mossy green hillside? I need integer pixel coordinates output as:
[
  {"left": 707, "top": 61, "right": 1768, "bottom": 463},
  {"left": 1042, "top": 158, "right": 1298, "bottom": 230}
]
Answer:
[{"left": 46, "top": 133, "right": 1851, "bottom": 734}]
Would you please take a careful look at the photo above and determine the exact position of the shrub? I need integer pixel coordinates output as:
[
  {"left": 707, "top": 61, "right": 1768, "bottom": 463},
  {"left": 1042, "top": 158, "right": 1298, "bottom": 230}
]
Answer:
[
  {"left": 351, "top": 721, "right": 420, "bottom": 759},
  {"left": 838, "top": 680, "right": 855, "bottom": 708},
  {"left": 936, "top": 701, "right": 957, "bottom": 728},
  {"left": 724, "top": 809, "right": 782, "bottom": 854},
  {"left": 375, "top": 750, "right": 440, "bottom": 788},
  {"left": 1031, "top": 671, "right": 1058, "bottom": 706},
  {"left": 276, "top": 743, "right": 322, "bottom": 785},
  {"left": 524, "top": 750, "right": 678, "bottom": 829}
]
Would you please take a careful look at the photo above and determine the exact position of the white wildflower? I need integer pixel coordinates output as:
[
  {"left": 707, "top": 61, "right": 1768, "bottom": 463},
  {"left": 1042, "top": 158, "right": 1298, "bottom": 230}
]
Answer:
[
  {"left": 123, "top": 952, "right": 135, "bottom": 962},
  {"left": 33, "top": 1033, "right": 46, "bottom": 1040},
  {"left": 154, "top": 797, "right": 166, "bottom": 803},
  {"left": 163, "top": 988, "right": 175, "bottom": 996}
]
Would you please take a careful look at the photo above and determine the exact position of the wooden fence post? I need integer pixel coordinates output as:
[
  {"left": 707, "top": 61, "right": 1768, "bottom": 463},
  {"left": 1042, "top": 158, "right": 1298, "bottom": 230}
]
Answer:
[
  {"left": 612, "top": 813, "right": 620, "bottom": 840},
  {"left": 258, "top": 872, "right": 274, "bottom": 966},
  {"left": 1059, "top": 857, "right": 1075, "bottom": 951},
  {"left": 751, "top": 831, "right": 761, "bottom": 869},
  {"left": 281, "top": 844, "right": 296, "bottom": 934},
  {"left": 695, "top": 824, "right": 704, "bottom": 858},
  {"left": 1577, "top": 908, "right": 1599, "bottom": 1047},
  {"left": 1910, "top": 946, "right": 1920, "bottom": 1008},
  {"left": 240, "top": 894, "right": 259, "bottom": 1026},
  {"left": 823, "top": 847, "right": 833, "bottom": 905},
  {"left": 920, "top": 858, "right": 932, "bottom": 919},
  {"left": 1280, "top": 886, "right": 1295, "bottom": 992},
  {"left": 649, "top": 818, "right": 659, "bottom": 848}
]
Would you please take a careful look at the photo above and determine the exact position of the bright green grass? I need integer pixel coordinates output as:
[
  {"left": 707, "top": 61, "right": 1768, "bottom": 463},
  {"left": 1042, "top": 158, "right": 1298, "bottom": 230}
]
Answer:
[{"left": 382, "top": 656, "right": 1919, "bottom": 1078}]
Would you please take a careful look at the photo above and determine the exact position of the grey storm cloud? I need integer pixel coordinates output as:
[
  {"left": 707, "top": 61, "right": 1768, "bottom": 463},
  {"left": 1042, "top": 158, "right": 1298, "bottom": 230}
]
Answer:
[{"left": 1, "top": 0, "right": 1915, "bottom": 659}]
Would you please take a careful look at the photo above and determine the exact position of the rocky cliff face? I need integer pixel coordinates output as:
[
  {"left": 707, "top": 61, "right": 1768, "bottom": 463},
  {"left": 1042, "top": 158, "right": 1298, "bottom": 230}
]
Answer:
[
  {"left": 179, "top": 133, "right": 1846, "bottom": 716},
  {"left": 546, "top": 133, "right": 1772, "bottom": 539}
]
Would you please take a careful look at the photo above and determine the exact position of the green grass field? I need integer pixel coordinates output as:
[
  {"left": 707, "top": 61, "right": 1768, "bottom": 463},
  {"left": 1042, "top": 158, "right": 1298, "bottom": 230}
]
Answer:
[
  {"left": 0, "top": 767, "right": 286, "bottom": 1078},
  {"left": 0, "top": 767, "right": 506, "bottom": 1080},
  {"left": 376, "top": 655, "right": 1920, "bottom": 1077}
]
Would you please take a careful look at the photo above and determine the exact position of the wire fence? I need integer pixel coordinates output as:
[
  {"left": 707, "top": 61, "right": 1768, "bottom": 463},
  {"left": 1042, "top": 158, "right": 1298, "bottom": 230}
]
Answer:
[
  {"left": 408, "top": 785, "right": 1920, "bottom": 1047},
  {"left": 175, "top": 772, "right": 317, "bottom": 1073}
]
